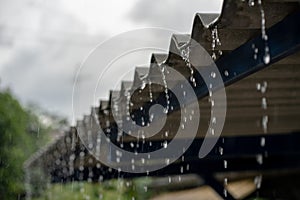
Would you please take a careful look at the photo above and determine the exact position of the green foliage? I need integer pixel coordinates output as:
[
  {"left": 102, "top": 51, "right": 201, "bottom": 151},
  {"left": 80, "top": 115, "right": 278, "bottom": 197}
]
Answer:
[
  {"left": 0, "top": 89, "right": 51, "bottom": 199},
  {"left": 33, "top": 179, "right": 154, "bottom": 200}
]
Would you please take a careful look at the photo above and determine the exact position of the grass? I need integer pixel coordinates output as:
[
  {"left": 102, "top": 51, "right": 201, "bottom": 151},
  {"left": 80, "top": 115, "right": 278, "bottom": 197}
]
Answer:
[{"left": 33, "top": 178, "right": 153, "bottom": 200}]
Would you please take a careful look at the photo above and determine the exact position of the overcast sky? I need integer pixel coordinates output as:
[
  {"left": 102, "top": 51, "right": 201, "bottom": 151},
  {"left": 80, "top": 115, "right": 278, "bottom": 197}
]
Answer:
[{"left": 0, "top": 0, "right": 221, "bottom": 123}]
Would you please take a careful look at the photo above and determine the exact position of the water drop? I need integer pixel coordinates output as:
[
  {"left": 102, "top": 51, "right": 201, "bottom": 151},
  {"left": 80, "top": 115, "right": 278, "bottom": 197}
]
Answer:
[
  {"left": 163, "top": 141, "right": 168, "bottom": 149},
  {"left": 211, "top": 100, "right": 215, "bottom": 107},
  {"left": 224, "top": 160, "right": 228, "bottom": 169},
  {"left": 224, "top": 70, "right": 229, "bottom": 77},
  {"left": 148, "top": 79, "right": 153, "bottom": 102},
  {"left": 130, "top": 142, "right": 134, "bottom": 148},
  {"left": 260, "top": 137, "right": 266, "bottom": 147},
  {"left": 224, "top": 178, "right": 228, "bottom": 185},
  {"left": 256, "top": 83, "right": 261, "bottom": 91},
  {"left": 159, "top": 64, "right": 170, "bottom": 113},
  {"left": 180, "top": 44, "right": 197, "bottom": 87},
  {"left": 141, "top": 81, "right": 146, "bottom": 90},
  {"left": 186, "top": 164, "right": 190, "bottom": 171},
  {"left": 212, "top": 117, "right": 217, "bottom": 124},
  {"left": 262, "top": 115, "right": 268, "bottom": 133},
  {"left": 211, "top": 72, "right": 216, "bottom": 78},
  {"left": 263, "top": 53, "right": 270, "bottom": 64},
  {"left": 256, "top": 154, "right": 263, "bottom": 165},
  {"left": 212, "top": 52, "right": 217, "bottom": 60},
  {"left": 219, "top": 147, "right": 224, "bottom": 155},
  {"left": 165, "top": 158, "right": 170, "bottom": 165},
  {"left": 181, "top": 124, "right": 185, "bottom": 129},
  {"left": 144, "top": 186, "right": 148, "bottom": 192},
  {"left": 262, "top": 97, "right": 267, "bottom": 110},
  {"left": 254, "top": 175, "right": 262, "bottom": 189},
  {"left": 211, "top": 26, "right": 222, "bottom": 60},
  {"left": 262, "top": 81, "right": 268, "bottom": 93},
  {"left": 248, "top": 0, "right": 255, "bottom": 7},
  {"left": 165, "top": 131, "right": 169, "bottom": 137},
  {"left": 224, "top": 189, "right": 228, "bottom": 197}
]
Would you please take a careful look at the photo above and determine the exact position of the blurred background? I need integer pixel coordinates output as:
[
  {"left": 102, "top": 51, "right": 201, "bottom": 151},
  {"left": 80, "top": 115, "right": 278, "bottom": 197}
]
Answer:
[{"left": 0, "top": 0, "right": 221, "bottom": 199}]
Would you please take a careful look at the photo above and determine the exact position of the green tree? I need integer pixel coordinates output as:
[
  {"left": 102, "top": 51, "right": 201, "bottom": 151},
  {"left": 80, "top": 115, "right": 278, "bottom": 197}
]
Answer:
[{"left": 0, "top": 89, "right": 51, "bottom": 199}]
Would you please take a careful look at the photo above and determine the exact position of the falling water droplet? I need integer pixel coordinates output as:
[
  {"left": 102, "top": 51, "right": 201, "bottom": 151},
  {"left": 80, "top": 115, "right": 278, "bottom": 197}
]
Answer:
[
  {"left": 212, "top": 52, "right": 217, "bottom": 60},
  {"left": 212, "top": 117, "right": 217, "bottom": 124},
  {"left": 256, "top": 154, "right": 263, "bottom": 165},
  {"left": 159, "top": 64, "right": 170, "bottom": 112},
  {"left": 211, "top": 26, "right": 222, "bottom": 60},
  {"left": 165, "top": 158, "right": 170, "bottom": 165},
  {"left": 130, "top": 142, "right": 134, "bottom": 148},
  {"left": 181, "top": 124, "right": 185, "bottom": 129},
  {"left": 263, "top": 53, "right": 270, "bottom": 64},
  {"left": 260, "top": 137, "right": 266, "bottom": 147},
  {"left": 211, "top": 72, "right": 216, "bottom": 78},
  {"left": 224, "top": 189, "right": 228, "bottom": 197},
  {"left": 141, "top": 81, "right": 146, "bottom": 90},
  {"left": 256, "top": 83, "right": 261, "bottom": 91},
  {"left": 262, "top": 97, "right": 267, "bottom": 110},
  {"left": 254, "top": 175, "right": 262, "bottom": 189},
  {"left": 148, "top": 79, "right": 153, "bottom": 102},
  {"left": 224, "top": 160, "right": 228, "bottom": 169},
  {"left": 219, "top": 147, "right": 224, "bottom": 155},
  {"left": 165, "top": 131, "right": 169, "bottom": 137},
  {"left": 224, "top": 178, "right": 228, "bottom": 185},
  {"left": 178, "top": 176, "right": 182, "bottom": 182},
  {"left": 211, "top": 100, "right": 215, "bottom": 107},
  {"left": 163, "top": 141, "right": 168, "bottom": 149},
  {"left": 180, "top": 44, "right": 197, "bottom": 87},
  {"left": 261, "top": 81, "right": 267, "bottom": 94},
  {"left": 248, "top": 0, "right": 255, "bottom": 7},
  {"left": 224, "top": 70, "right": 229, "bottom": 77},
  {"left": 259, "top": 0, "right": 270, "bottom": 65},
  {"left": 262, "top": 115, "right": 268, "bottom": 133}
]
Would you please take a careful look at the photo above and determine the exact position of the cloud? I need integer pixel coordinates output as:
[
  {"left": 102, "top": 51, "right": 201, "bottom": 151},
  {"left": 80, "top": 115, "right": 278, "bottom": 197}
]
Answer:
[
  {"left": 0, "top": 0, "right": 107, "bottom": 120},
  {"left": 127, "top": 0, "right": 222, "bottom": 33}
]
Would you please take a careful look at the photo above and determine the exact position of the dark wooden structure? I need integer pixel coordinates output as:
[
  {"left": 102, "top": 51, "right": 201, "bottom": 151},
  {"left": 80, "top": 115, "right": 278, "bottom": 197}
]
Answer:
[{"left": 24, "top": 0, "right": 300, "bottom": 199}]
